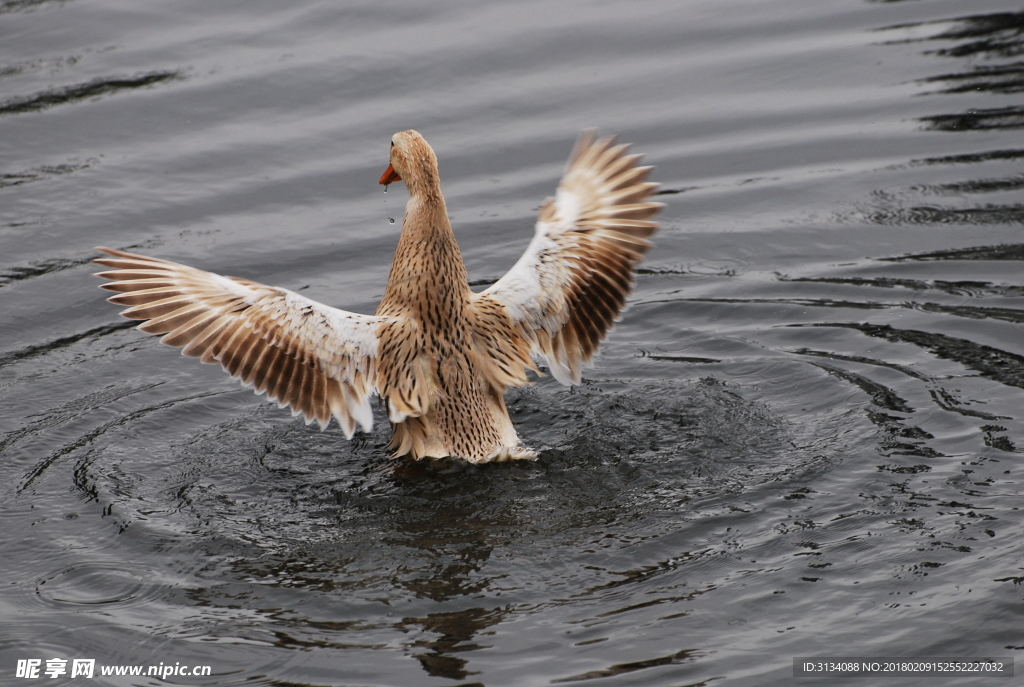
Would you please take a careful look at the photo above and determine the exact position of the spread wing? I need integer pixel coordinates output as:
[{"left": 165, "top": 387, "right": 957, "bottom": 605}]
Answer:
[
  {"left": 471, "top": 130, "right": 661, "bottom": 386},
  {"left": 93, "top": 247, "right": 386, "bottom": 437}
]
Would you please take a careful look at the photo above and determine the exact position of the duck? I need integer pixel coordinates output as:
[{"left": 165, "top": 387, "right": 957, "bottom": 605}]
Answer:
[{"left": 94, "top": 129, "right": 661, "bottom": 463}]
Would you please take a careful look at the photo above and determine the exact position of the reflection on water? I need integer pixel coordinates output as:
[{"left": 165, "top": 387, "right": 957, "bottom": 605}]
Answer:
[
  {"left": 0, "top": 0, "right": 68, "bottom": 15},
  {"left": 0, "top": 161, "right": 92, "bottom": 189},
  {"left": 105, "top": 376, "right": 805, "bottom": 680},
  {"left": 914, "top": 147, "right": 1024, "bottom": 165},
  {"left": 922, "top": 11, "right": 1024, "bottom": 59},
  {"left": 841, "top": 323, "right": 1024, "bottom": 390},
  {"left": 911, "top": 11, "right": 1024, "bottom": 129},
  {"left": 0, "top": 71, "right": 180, "bottom": 116},
  {"left": 401, "top": 607, "right": 503, "bottom": 680},
  {"left": 0, "top": 254, "right": 97, "bottom": 288},
  {"left": 879, "top": 243, "right": 1024, "bottom": 261},
  {"left": 922, "top": 106, "right": 1024, "bottom": 132},
  {"left": 551, "top": 648, "right": 702, "bottom": 684},
  {"left": 892, "top": 10, "right": 1024, "bottom": 95},
  {"left": 862, "top": 9, "right": 1024, "bottom": 231}
]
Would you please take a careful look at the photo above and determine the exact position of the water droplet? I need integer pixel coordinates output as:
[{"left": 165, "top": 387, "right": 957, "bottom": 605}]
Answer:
[
  {"left": 383, "top": 186, "right": 388, "bottom": 194},
  {"left": 388, "top": 217, "right": 395, "bottom": 224}
]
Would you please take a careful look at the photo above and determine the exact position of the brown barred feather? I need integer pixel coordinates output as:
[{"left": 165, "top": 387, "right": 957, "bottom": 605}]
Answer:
[
  {"left": 473, "top": 129, "right": 662, "bottom": 389},
  {"left": 93, "top": 245, "right": 380, "bottom": 439}
]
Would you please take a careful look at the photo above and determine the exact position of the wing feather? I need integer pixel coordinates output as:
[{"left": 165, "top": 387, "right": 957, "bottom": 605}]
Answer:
[
  {"left": 471, "top": 130, "right": 661, "bottom": 386},
  {"left": 94, "top": 246, "right": 387, "bottom": 436}
]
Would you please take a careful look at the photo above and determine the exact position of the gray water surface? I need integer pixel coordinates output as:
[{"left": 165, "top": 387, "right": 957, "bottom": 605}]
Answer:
[{"left": 2, "top": 0, "right": 1023, "bottom": 685}]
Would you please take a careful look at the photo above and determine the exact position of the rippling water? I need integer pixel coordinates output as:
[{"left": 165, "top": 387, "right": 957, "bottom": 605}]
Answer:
[{"left": 2, "top": 0, "right": 1023, "bottom": 685}]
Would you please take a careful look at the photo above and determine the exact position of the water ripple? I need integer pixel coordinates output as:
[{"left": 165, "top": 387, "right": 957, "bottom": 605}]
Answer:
[
  {"left": 1, "top": 0, "right": 1022, "bottom": 683},
  {"left": 0, "top": 71, "right": 180, "bottom": 116},
  {"left": 36, "top": 564, "right": 151, "bottom": 608},
  {"left": 801, "top": 323, "right": 1024, "bottom": 389}
]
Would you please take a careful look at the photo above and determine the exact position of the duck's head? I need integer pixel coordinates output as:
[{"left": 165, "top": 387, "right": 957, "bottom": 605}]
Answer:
[{"left": 379, "top": 130, "right": 439, "bottom": 194}]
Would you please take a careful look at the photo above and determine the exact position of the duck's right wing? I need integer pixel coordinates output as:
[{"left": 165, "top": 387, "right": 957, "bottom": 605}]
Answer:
[
  {"left": 94, "top": 247, "right": 387, "bottom": 437},
  {"left": 470, "top": 130, "right": 661, "bottom": 386}
]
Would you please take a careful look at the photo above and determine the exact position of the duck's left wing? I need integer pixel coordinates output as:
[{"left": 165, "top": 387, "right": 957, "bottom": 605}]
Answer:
[
  {"left": 94, "top": 247, "right": 385, "bottom": 437},
  {"left": 470, "top": 130, "right": 661, "bottom": 386}
]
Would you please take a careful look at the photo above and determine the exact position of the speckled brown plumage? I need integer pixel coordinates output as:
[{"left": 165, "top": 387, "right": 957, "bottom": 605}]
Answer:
[{"left": 93, "top": 129, "right": 660, "bottom": 463}]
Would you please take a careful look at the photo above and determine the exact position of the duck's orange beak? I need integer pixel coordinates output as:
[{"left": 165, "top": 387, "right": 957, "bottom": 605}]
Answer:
[{"left": 379, "top": 163, "right": 402, "bottom": 185}]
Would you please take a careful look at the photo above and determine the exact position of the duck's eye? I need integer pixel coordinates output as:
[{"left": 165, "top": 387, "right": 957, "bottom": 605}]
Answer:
[{"left": 390, "top": 141, "right": 395, "bottom": 148}]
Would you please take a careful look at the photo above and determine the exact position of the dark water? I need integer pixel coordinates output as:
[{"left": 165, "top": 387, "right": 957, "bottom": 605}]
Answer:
[{"left": 2, "top": 0, "right": 1023, "bottom": 685}]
